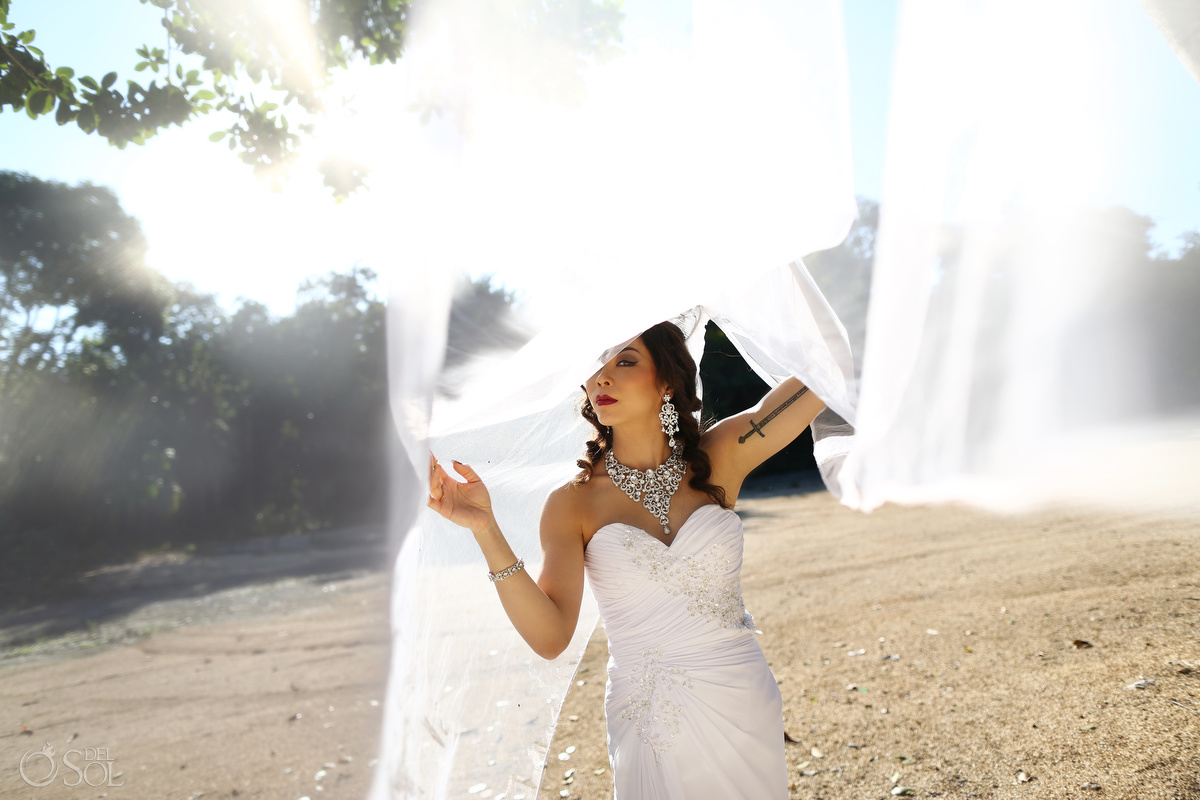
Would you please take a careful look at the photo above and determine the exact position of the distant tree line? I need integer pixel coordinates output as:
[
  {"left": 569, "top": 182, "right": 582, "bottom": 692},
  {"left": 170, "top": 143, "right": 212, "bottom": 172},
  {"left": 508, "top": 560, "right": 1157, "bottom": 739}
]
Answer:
[
  {"left": 702, "top": 198, "right": 1200, "bottom": 481},
  {"left": 0, "top": 170, "right": 528, "bottom": 608}
]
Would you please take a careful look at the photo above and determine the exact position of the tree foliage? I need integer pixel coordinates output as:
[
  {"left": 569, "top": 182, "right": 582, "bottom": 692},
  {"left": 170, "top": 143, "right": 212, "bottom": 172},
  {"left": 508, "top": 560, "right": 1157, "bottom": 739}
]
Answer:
[
  {"left": 0, "top": 0, "right": 624, "bottom": 197},
  {"left": 0, "top": 172, "right": 170, "bottom": 388},
  {"left": 0, "top": 170, "right": 530, "bottom": 608}
]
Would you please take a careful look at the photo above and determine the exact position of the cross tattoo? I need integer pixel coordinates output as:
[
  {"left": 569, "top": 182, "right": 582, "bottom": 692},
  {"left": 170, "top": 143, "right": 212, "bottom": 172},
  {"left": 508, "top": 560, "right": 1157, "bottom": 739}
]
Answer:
[{"left": 738, "top": 386, "right": 809, "bottom": 444}]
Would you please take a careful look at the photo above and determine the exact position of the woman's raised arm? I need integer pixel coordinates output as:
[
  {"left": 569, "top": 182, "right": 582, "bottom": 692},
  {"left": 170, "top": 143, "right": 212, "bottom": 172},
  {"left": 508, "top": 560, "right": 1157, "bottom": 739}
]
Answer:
[
  {"left": 428, "top": 456, "right": 585, "bottom": 660},
  {"left": 701, "top": 377, "right": 826, "bottom": 492}
]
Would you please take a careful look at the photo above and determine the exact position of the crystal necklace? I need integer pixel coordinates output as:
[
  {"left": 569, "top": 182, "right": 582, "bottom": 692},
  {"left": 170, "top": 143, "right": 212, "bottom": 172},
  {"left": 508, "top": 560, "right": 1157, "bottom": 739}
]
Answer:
[{"left": 605, "top": 444, "right": 687, "bottom": 535}]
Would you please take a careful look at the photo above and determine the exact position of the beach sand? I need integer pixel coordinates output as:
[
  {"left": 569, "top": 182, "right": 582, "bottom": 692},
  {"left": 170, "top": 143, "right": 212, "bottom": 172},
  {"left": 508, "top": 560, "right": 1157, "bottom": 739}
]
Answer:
[{"left": 3, "top": 489, "right": 1198, "bottom": 799}]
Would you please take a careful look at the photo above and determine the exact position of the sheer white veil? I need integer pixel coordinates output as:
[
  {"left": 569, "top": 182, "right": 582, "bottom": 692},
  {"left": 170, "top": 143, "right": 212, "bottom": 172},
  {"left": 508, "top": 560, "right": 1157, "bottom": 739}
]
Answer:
[
  {"left": 367, "top": 1, "right": 858, "bottom": 797},
  {"left": 838, "top": 0, "right": 1200, "bottom": 514},
  {"left": 375, "top": 276, "right": 858, "bottom": 799},
  {"left": 367, "top": 0, "right": 1200, "bottom": 797}
]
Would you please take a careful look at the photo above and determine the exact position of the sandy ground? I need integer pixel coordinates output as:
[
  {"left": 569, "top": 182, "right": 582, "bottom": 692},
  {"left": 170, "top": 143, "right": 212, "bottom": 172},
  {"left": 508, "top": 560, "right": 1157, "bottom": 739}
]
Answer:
[
  {"left": 2, "top": 488, "right": 1199, "bottom": 800},
  {"left": 539, "top": 491, "right": 1200, "bottom": 800},
  {"left": 1, "top": 531, "right": 394, "bottom": 800}
]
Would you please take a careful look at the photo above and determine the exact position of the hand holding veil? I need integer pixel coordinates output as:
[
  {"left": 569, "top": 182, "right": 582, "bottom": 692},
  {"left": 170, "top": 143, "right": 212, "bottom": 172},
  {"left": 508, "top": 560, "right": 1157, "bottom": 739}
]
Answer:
[{"left": 428, "top": 457, "right": 495, "bottom": 536}]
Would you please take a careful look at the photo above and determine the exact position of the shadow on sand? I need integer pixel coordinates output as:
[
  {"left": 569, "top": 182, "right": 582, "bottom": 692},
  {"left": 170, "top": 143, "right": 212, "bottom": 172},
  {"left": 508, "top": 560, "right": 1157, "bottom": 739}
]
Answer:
[{"left": 0, "top": 524, "right": 394, "bottom": 657}]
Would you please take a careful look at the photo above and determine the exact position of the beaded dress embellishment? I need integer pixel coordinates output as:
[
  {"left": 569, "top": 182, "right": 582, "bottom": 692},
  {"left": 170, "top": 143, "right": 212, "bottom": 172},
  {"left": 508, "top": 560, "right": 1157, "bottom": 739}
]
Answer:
[
  {"left": 622, "top": 526, "right": 757, "bottom": 631},
  {"left": 620, "top": 647, "right": 692, "bottom": 764}
]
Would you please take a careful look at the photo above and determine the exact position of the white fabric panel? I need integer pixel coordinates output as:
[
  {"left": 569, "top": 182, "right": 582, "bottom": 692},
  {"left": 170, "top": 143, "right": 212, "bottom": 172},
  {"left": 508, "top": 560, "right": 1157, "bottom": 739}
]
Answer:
[
  {"left": 1139, "top": 0, "right": 1200, "bottom": 83},
  {"left": 841, "top": 0, "right": 1200, "bottom": 513},
  {"left": 704, "top": 260, "right": 860, "bottom": 499}
]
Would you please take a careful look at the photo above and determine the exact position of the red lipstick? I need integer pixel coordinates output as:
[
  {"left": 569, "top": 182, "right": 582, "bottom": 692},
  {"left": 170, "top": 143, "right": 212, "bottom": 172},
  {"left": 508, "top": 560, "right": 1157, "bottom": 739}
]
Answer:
[{"left": 595, "top": 394, "right": 616, "bottom": 406}]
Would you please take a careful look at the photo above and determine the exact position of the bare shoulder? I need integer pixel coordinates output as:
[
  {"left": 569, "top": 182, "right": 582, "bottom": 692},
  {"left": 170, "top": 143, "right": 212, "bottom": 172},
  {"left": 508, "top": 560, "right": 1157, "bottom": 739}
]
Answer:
[{"left": 539, "top": 479, "right": 589, "bottom": 541}]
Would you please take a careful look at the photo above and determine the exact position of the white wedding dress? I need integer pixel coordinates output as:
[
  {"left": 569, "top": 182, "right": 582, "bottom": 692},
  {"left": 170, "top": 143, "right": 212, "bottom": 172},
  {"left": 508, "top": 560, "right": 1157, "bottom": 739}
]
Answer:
[{"left": 583, "top": 503, "right": 788, "bottom": 799}]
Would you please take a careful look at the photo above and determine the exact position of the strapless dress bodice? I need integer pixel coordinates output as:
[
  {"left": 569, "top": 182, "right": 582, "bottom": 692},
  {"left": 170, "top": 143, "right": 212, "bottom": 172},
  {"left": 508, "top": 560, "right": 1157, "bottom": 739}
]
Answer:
[
  {"left": 584, "top": 503, "right": 757, "bottom": 664},
  {"left": 581, "top": 503, "right": 787, "bottom": 799}
]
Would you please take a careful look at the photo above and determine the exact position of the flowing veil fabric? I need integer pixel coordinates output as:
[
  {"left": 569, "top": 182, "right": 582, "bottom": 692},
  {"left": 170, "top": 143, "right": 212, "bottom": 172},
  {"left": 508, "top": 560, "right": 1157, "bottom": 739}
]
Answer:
[
  {"left": 839, "top": 0, "right": 1200, "bottom": 514},
  {"left": 366, "top": 1, "right": 859, "bottom": 797},
  {"left": 367, "top": 0, "right": 1200, "bottom": 797},
  {"left": 370, "top": 266, "right": 860, "bottom": 800}
]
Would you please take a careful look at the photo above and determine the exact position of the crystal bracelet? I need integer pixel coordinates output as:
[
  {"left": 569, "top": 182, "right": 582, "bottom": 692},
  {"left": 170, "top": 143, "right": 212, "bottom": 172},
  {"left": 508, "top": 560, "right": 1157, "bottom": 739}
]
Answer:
[{"left": 488, "top": 558, "right": 525, "bottom": 583}]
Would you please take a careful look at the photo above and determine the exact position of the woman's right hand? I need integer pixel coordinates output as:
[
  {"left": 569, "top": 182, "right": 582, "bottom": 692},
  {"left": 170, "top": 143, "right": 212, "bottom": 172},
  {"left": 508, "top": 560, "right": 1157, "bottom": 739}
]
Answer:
[{"left": 428, "top": 454, "right": 495, "bottom": 535}]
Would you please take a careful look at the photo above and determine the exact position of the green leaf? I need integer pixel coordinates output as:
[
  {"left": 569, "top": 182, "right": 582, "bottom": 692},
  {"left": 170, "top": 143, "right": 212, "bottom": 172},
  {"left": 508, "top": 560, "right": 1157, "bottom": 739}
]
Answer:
[
  {"left": 76, "top": 107, "right": 97, "bottom": 133},
  {"left": 55, "top": 66, "right": 74, "bottom": 79},
  {"left": 192, "top": 89, "right": 216, "bottom": 101},
  {"left": 80, "top": 76, "right": 99, "bottom": 91},
  {"left": 39, "top": 91, "right": 55, "bottom": 113},
  {"left": 26, "top": 45, "right": 41, "bottom": 58},
  {"left": 101, "top": 71, "right": 117, "bottom": 89},
  {"left": 27, "top": 89, "right": 47, "bottom": 115},
  {"left": 208, "top": 130, "right": 227, "bottom": 142},
  {"left": 176, "top": 64, "right": 184, "bottom": 79},
  {"left": 135, "top": 61, "right": 149, "bottom": 72},
  {"left": 18, "top": 28, "right": 33, "bottom": 43}
]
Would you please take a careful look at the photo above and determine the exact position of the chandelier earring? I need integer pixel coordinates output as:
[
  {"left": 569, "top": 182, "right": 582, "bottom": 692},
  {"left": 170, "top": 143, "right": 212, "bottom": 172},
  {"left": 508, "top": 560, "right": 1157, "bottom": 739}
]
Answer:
[{"left": 659, "top": 392, "right": 680, "bottom": 449}]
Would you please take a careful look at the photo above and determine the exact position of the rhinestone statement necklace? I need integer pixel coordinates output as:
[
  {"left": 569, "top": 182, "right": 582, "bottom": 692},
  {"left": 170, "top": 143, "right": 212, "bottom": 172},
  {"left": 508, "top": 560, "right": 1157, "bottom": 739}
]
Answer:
[{"left": 605, "top": 444, "right": 687, "bottom": 535}]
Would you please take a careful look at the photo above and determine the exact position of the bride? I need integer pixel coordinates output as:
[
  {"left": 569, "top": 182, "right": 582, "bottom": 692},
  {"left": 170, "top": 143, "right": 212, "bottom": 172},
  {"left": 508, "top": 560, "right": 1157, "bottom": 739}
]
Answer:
[{"left": 427, "top": 319, "right": 826, "bottom": 799}]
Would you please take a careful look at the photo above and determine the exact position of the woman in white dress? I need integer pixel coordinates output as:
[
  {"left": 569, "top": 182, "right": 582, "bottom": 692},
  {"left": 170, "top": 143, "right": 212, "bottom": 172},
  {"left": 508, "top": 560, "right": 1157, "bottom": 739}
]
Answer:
[{"left": 427, "top": 320, "right": 826, "bottom": 799}]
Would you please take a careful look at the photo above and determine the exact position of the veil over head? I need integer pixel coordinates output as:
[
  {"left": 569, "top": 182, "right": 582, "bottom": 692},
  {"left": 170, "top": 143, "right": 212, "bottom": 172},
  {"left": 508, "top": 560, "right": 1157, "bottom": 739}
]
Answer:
[
  {"left": 372, "top": 272, "right": 859, "bottom": 799},
  {"left": 367, "top": 0, "right": 1200, "bottom": 797},
  {"left": 365, "top": 1, "right": 858, "bottom": 796}
]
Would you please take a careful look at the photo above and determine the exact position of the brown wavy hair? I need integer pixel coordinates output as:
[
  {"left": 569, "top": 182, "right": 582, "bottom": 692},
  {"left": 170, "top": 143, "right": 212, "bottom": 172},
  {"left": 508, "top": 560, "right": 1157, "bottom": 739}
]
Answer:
[{"left": 573, "top": 321, "right": 728, "bottom": 509}]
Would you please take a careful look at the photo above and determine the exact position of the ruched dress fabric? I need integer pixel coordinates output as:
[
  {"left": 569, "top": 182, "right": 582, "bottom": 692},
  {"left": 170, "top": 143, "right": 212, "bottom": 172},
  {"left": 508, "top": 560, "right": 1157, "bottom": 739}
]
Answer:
[{"left": 583, "top": 503, "right": 787, "bottom": 799}]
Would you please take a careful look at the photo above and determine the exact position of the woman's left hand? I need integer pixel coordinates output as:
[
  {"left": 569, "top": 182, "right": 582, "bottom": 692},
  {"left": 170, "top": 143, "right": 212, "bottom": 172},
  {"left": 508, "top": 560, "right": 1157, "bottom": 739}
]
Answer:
[{"left": 428, "top": 455, "right": 496, "bottom": 535}]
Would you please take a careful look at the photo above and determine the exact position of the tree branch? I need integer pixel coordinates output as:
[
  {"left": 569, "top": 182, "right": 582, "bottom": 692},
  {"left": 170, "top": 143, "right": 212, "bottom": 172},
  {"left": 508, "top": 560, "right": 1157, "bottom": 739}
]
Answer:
[{"left": 0, "top": 39, "right": 54, "bottom": 93}]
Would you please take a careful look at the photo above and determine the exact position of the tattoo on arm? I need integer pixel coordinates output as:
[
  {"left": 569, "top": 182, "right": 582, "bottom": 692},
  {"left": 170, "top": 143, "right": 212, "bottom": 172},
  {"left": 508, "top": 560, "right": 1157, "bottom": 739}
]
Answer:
[{"left": 738, "top": 386, "right": 809, "bottom": 444}]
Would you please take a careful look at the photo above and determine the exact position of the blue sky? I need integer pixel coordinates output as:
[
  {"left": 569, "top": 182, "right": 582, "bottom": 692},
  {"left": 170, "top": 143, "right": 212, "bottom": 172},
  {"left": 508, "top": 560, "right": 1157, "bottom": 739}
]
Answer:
[{"left": 1, "top": 1, "right": 1196, "bottom": 316}]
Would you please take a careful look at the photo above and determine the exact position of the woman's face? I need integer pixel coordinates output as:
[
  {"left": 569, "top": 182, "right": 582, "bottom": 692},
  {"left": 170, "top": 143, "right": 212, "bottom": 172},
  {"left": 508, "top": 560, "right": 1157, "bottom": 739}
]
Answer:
[{"left": 586, "top": 337, "right": 667, "bottom": 430}]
